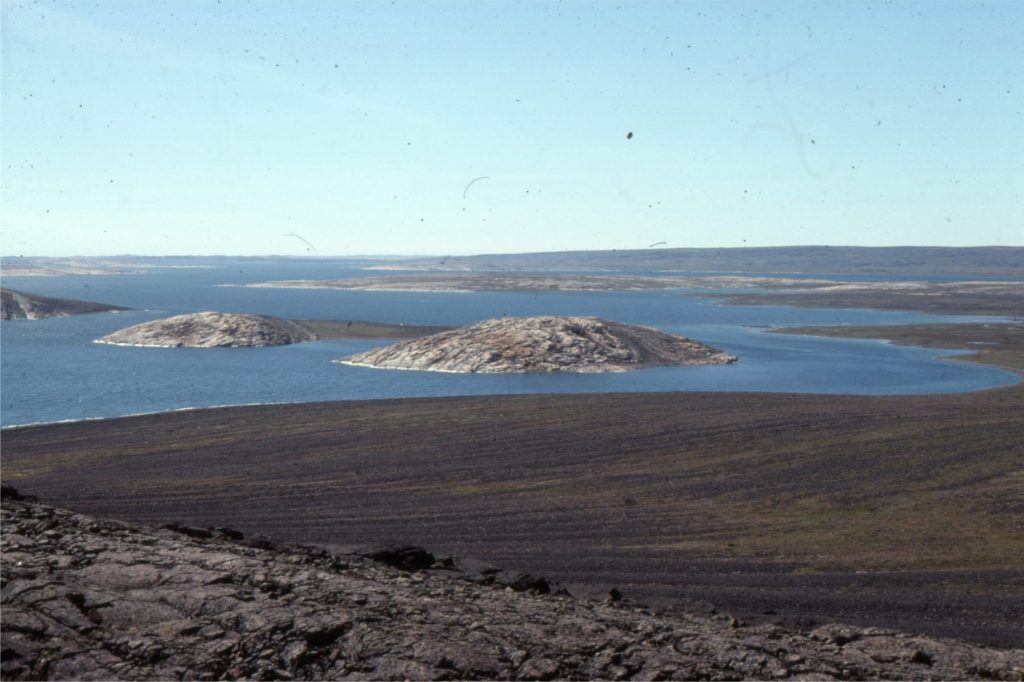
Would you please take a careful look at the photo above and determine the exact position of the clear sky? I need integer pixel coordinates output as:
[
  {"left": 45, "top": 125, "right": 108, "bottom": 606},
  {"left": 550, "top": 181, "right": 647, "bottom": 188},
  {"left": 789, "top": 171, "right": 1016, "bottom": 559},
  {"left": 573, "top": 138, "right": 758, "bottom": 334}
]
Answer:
[{"left": 2, "top": 0, "right": 1021, "bottom": 257}]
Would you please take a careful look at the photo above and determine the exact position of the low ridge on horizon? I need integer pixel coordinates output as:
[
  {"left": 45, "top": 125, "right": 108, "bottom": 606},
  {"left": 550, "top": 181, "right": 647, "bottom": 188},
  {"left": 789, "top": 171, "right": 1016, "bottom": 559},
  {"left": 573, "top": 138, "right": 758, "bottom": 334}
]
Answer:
[{"left": 5, "top": 247, "right": 1022, "bottom": 279}]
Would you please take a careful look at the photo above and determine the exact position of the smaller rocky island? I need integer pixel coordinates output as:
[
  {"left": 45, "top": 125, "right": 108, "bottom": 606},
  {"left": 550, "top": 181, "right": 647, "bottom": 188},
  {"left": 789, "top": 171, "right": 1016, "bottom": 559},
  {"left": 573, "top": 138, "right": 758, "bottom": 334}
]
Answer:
[
  {"left": 96, "top": 312, "right": 317, "bottom": 348},
  {"left": 1, "top": 288, "right": 130, "bottom": 320},
  {"left": 341, "top": 315, "right": 737, "bottom": 373}
]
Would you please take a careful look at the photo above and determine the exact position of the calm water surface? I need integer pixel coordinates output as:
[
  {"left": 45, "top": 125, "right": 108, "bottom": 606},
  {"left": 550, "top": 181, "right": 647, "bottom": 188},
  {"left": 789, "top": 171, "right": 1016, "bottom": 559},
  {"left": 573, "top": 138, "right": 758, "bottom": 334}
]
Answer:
[{"left": 2, "top": 258, "right": 1017, "bottom": 427}]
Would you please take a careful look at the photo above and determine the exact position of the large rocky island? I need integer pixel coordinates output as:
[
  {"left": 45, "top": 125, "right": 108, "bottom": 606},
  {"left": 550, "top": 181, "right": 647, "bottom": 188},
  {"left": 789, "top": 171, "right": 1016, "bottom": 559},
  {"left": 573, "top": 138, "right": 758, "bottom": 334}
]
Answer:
[
  {"left": 342, "top": 316, "right": 737, "bottom": 373},
  {"left": 1, "top": 288, "right": 130, "bottom": 320},
  {"left": 97, "top": 312, "right": 317, "bottom": 348}
]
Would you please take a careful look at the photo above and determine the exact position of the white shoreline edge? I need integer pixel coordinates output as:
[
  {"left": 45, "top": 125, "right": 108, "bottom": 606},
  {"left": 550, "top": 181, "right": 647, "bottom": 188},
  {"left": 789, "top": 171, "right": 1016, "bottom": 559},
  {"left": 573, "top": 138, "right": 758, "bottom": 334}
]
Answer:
[
  {"left": 333, "top": 359, "right": 732, "bottom": 374},
  {"left": 92, "top": 340, "right": 313, "bottom": 349},
  {"left": 94, "top": 340, "right": 185, "bottom": 348},
  {"left": 0, "top": 401, "right": 293, "bottom": 431}
]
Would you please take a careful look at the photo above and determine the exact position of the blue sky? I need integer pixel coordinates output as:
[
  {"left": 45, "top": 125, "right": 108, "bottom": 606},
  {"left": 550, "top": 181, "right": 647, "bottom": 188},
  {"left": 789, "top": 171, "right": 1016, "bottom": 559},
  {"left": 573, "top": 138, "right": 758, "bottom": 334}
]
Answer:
[{"left": 2, "top": 0, "right": 1021, "bottom": 257}]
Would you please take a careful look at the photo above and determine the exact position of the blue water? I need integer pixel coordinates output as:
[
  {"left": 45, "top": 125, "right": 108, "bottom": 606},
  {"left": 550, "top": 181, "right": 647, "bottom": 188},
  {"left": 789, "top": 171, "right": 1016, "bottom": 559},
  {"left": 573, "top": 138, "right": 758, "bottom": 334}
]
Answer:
[{"left": 1, "top": 258, "right": 1017, "bottom": 427}]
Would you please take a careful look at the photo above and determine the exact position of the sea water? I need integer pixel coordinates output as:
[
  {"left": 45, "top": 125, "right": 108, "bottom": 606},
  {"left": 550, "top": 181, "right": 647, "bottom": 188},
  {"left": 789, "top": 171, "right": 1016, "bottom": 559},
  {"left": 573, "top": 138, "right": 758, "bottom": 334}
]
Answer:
[{"left": 1, "top": 258, "right": 1018, "bottom": 427}]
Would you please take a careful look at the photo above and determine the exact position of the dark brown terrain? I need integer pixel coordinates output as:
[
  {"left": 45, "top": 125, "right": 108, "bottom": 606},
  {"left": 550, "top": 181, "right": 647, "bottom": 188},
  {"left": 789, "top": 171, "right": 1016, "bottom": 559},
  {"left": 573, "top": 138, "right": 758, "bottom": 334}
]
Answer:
[{"left": 5, "top": 489, "right": 1023, "bottom": 681}]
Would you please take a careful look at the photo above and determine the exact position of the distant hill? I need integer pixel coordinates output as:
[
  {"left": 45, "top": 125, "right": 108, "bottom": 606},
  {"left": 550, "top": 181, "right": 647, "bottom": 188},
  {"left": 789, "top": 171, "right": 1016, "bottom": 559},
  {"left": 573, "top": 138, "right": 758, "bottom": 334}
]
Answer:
[
  {"left": 376, "top": 246, "right": 1024, "bottom": 276},
  {"left": 1, "top": 288, "right": 130, "bottom": 320}
]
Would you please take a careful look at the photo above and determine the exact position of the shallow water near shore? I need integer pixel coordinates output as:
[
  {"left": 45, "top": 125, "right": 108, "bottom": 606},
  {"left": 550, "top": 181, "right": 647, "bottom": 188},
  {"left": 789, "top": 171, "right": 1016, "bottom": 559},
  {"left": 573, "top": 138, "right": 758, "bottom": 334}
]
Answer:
[{"left": 1, "top": 258, "right": 1018, "bottom": 427}]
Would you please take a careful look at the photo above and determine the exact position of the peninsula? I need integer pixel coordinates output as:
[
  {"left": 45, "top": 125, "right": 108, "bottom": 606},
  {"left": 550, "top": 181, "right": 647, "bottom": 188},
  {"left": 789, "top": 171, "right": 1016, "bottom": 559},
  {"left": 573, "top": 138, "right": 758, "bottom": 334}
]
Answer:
[
  {"left": 1, "top": 287, "right": 130, "bottom": 320},
  {"left": 341, "top": 315, "right": 737, "bottom": 373}
]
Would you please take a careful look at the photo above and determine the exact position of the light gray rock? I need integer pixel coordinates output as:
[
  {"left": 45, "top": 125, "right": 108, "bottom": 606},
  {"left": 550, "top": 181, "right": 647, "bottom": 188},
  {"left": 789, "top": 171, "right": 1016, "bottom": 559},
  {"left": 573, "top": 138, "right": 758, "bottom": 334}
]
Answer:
[
  {"left": 340, "top": 315, "right": 737, "bottom": 373},
  {"left": 96, "top": 312, "right": 317, "bottom": 348}
]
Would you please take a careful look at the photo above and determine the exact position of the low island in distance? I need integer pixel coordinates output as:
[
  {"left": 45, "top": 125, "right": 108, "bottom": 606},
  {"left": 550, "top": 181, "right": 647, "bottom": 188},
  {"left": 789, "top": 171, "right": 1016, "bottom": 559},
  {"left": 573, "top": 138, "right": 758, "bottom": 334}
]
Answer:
[{"left": 341, "top": 315, "right": 737, "bottom": 373}]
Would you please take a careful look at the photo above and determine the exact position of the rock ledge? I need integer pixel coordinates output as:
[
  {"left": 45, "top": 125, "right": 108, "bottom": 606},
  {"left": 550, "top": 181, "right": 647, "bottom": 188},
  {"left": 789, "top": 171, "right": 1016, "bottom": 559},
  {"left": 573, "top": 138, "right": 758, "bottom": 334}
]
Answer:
[{"left": 2, "top": 491, "right": 1022, "bottom": 681}]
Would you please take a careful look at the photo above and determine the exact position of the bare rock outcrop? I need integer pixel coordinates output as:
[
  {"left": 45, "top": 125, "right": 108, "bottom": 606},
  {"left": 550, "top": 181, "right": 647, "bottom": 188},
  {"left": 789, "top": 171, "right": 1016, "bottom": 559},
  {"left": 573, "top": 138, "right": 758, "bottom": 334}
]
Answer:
[
  {"left": 341, "top": 315, "right": 737, "bottom": 373},
  {"left": 96, "top": 312, "right": 316, "bottom": 348},
  {"left": 2, "top": 492, "right": 1022, "bottom": 680},
  {"left": 1, "top": 288, "right": 130, "bottom": 320}
]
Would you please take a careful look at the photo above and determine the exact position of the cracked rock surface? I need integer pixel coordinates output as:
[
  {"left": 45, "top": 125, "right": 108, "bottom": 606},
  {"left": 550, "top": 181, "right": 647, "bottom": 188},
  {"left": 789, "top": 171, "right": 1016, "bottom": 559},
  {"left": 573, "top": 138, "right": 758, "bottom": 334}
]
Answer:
[
  {"left": 2, "top": 492, "right": 1022, "bottom": 680},
  {"left": 341, "top": 316, "right": 737, "bottom": 373},
  {"left": 96, "top": 312, "right": 317, "bottom": 348}
]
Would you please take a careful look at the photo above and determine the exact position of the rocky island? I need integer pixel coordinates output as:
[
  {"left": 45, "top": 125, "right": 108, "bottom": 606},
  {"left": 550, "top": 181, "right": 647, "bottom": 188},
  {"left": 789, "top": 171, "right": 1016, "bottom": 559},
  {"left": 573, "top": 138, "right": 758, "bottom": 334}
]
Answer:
[
  {"left": 96, "top": 312, "right": 317, "bottom": 348},
  {"left": 1, "top": 288, "right": 130, "bottom": 320},
  {"left": 341, "top": 315, "right": 737, "bottom": 373}
]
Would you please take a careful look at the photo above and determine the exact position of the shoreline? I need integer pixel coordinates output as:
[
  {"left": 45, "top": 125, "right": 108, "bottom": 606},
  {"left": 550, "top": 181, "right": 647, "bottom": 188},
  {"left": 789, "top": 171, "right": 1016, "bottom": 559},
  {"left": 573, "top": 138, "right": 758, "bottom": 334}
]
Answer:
[
  {"left": 766, "top": 321, "right": 1024, "bottom": 379},
  {"left": 0, "top": 401, "right": 295, "bottom": 431},
  {"left": 7, "top": 353, "right": 1020, "bottom": 432},
  {"left": 225, "top": 274, "right": 1024, "bottom": 319}
]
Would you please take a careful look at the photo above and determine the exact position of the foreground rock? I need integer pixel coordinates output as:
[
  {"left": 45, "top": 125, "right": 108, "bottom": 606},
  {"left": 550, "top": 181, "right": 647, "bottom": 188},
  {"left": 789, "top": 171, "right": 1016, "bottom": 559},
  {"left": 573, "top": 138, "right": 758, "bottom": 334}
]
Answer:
[
  {"left": 1, "top": 288, "right": 130, "bottom": 320},
  {"left": 96, "top": 312, "right": 317, "bottom": 348},
  {"left": 1, "top": 492, "right": 1022, "bottom": 681},
  {"left": 342, "top": 315, "right": 737, "bottom": 373}
]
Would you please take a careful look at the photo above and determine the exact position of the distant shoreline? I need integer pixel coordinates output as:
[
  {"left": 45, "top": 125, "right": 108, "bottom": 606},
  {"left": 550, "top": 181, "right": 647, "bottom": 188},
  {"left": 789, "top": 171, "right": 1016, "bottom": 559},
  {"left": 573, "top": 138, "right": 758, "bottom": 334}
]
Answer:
[
  {"left": 230, "top": 274, "right": 1024, "bottom": 318},
  {"left": 768, "top": 322, "right": 1024, "bottom": 378},
  {"left": 228, "top": 274, "right": 835, "bottom": 292}
]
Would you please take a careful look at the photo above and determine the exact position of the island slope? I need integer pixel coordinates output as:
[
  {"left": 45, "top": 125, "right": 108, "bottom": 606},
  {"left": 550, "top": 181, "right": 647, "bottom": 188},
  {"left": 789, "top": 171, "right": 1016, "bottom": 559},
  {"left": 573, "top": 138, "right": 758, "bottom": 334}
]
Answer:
[
  {"left": 97, "top": 312, "right": 316, "bottom": 348},
  {"left": 341, "top": 315, "right": 737, "bottom": 373}
]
